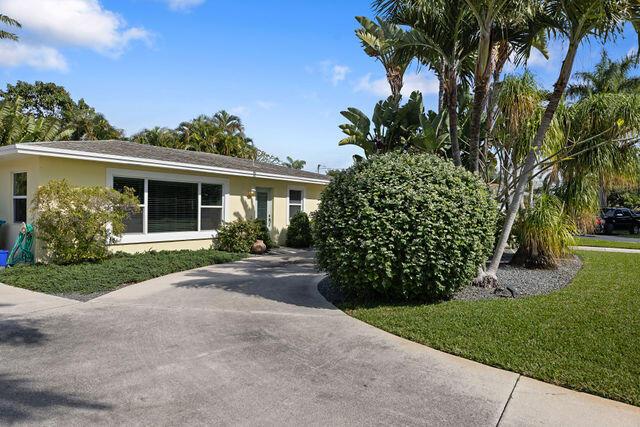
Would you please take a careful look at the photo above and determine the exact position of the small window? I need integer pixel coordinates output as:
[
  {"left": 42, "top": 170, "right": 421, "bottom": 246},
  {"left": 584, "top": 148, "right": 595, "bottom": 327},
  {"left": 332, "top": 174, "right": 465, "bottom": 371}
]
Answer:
[
  {"left": 114, "top": 177, "right": 145, "bottom": 234},
  {"left": 288, "top": 189, "right": 303, "bottom": 219},
  {"left": 201, "top": 183, "right": 223, "bottom": 230},
  {"left": 12, "top": 172, "right": 27, "bottom": 223}
]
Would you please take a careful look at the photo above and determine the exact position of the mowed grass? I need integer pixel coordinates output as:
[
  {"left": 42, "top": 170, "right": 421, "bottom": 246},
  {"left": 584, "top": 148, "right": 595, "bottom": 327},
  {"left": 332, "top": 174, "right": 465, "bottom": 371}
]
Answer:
[
  {"left": 345, "top": 251, "right": 640, "bottom": 406},
  {"left": 574, "top": 236, "right": 640, "bottom": 250},
  {"left": 0, "top": 249, "right": 246, "bottom": 295}
]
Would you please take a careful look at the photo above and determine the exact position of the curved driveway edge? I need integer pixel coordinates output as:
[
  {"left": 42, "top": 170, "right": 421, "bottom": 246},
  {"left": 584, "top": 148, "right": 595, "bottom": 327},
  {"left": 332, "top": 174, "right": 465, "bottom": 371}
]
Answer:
[{"left": 1, "top": 249, "right": 638, "bottom": 426}]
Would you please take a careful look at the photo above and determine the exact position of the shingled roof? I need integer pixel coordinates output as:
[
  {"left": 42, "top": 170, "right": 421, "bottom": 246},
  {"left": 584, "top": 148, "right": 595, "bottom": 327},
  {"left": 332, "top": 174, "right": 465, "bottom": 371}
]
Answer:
[{"left": 12, "top": 140, "right": 330, "bottom": 183}]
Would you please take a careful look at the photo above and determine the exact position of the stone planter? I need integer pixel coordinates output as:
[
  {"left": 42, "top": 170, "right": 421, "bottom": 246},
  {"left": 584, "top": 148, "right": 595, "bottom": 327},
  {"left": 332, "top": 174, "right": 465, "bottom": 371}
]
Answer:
[{"left": 251, "top": 239, "right": 267, "bottom": 255}]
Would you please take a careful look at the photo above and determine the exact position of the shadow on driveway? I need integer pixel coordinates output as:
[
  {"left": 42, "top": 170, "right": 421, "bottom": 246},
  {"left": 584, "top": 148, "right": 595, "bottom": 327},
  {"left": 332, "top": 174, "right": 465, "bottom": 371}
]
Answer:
[
  {"left": 0, "top": 374, "right": 112, "bottom": 424},
  {"left": 0, "top": 318, "right": 47, "bottom": 346},
  {"left": 172, "top": 251, "right": 333, "bottom": 309}
]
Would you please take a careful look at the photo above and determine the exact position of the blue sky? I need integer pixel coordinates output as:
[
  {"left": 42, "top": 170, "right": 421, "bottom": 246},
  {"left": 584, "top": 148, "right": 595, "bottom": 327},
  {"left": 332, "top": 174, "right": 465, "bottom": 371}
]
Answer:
[{"left": 0, "top": 0, "right": 638, "bottom": 171}]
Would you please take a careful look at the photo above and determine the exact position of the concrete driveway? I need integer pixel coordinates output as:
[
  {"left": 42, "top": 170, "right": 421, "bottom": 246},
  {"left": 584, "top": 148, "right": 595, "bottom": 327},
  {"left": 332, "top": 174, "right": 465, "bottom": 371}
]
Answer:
[{"left": 1, "top": 250, "right": 639, "bottom": 426}]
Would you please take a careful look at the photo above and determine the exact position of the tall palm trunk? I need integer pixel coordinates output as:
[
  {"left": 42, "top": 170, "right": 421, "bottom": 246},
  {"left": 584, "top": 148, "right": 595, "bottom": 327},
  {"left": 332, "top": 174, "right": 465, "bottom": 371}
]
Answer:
[
  {"left": 386, "top": 66, "right": 404, "bottom": 98},
  {"left": 446, "top": 67, "right": 462, "bottom": 166},
  {"left": 483, "top": 43, "right": 509, "bottom": 179},
  {"left": 479, "top": 40, "right": 580, "bottom": 286},
  {"left": 468, "top": 32, "right": 495, "bottom": 173}
]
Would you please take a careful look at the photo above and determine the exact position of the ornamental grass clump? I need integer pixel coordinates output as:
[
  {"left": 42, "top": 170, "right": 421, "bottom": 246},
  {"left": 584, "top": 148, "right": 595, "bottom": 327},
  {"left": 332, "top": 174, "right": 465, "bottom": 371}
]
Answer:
[
  {"left": 512, "top": 193, "right": 576, "bottom": 269},
  {"left": 32, "top": 179, "right": 140, "bottom": 264},
  {"left": 314, "top": 152, "right": 497, "bottom": 303}
]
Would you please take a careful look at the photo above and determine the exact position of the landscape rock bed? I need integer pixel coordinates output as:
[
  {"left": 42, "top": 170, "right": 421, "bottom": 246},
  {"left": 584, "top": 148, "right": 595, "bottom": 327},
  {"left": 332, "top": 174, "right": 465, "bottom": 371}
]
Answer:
[
  {"left": 318, "top": 252, "right": 583, "bottom": 305},
  {"left": 454, "top": 253, "right": 582, "bottom": 301}
]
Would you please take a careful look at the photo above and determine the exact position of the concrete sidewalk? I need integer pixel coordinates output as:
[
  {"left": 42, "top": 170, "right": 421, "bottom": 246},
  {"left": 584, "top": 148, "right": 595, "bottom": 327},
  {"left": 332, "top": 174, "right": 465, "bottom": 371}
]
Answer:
[{"left": 1, "top": 251, "right": 638, "bottom": 426}]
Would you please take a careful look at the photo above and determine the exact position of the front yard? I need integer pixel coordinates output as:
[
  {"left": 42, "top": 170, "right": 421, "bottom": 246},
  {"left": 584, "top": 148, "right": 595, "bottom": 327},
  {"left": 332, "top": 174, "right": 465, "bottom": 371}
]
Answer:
[
  {"left": 343, "top": 251, "right": 640, "bottom": 407},
  {"left": 0, "top": 249, "right": 245, "bottom": 299}
]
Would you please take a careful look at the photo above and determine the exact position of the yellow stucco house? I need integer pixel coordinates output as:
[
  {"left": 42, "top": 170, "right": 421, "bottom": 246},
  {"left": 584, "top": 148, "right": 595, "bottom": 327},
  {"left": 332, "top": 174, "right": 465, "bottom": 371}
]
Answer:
[{"left": 0, "top": 140, "right": 330, "bottom": 253}]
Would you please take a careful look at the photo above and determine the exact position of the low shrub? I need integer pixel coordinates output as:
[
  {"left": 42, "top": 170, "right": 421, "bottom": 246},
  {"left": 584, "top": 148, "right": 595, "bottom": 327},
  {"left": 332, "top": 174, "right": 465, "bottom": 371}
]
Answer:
[
  {"left": 286, "top": 212, "right": 313, "bottom": 248},
  {"left": 254, "top": 219, "right": 274, "bottom": 249},
  {"left": 512, "top": 193, "right": 576, "bottom": 269},
  {"left": 32, "top": 179, "right": 139, "bottom": 264},
  {"left": 314, "top": 152, "right": 497, "bottom": 302},
  {"left": 215, "top": 219, "right": 260, "bottom": 253}
]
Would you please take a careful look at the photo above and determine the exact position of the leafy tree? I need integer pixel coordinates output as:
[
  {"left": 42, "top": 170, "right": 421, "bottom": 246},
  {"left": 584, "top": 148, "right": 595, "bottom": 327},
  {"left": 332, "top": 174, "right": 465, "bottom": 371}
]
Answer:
[
  {"left": 65, "top": 99, "right": 124, "bottom": 140},
  {"left": 0, "top": 81, "right": 123, "bottom": 141},
  {"left": 355, "top": 16, "right": 413, "bottom": 97},
  {"left": 0, "top": 98, "right": 73, "bottom": 146},
  {"left": 0, "top": 14, "right": 20, "bottom": 41},
  {"left": 0, "top": 81, "right": 74, "bottom": 119},
  {"left": 339, "top": 91, "right": 443, "bottom": 160},
  {"left": 283, "top": 156, "right": 306, "bottom": 170}
]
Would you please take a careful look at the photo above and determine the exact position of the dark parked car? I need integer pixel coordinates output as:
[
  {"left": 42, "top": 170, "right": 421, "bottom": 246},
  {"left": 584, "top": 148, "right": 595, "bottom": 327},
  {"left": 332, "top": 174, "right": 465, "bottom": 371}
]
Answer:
[{"left": 596, "top": 208, "right": 640, "bottom": 234}]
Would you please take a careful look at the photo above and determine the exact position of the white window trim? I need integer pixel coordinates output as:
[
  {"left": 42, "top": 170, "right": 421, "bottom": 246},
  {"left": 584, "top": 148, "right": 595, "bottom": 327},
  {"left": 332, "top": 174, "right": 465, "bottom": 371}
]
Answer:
[
  {"left": 107, "top": 168, "right": 230, "bottom": 244},
  {"left": 286, "top": 185, "right": 305, "bottom": 224},
  {"left": 12, "top": 171, "right": 27, "bottom": 224}
]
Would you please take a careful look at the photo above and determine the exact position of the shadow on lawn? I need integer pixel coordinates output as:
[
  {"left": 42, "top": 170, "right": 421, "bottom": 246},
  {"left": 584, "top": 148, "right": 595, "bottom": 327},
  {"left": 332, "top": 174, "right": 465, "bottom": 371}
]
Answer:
[
  {"left": 0, "top": 374, "right": 112, "bottom": 423},
  {"left": 172, "top": 249, "right": 336, "bottom": 310}
]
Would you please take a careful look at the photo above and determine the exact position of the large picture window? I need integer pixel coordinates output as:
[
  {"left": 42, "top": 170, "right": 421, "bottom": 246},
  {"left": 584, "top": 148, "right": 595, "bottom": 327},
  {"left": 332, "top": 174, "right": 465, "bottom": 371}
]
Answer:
[
  {"left": 12, "top": 172, "right": 27, "bottom": 223},
  {"left": 148, "top": 180, "right": 198, "bottom": 233},
  {"left": 111, "top": 170, "right": 226, "bottom": 241}
]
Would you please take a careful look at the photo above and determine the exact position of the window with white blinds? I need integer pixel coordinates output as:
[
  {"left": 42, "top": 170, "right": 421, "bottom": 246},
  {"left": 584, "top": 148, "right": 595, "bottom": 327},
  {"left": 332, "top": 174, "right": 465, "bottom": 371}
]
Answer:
[{"left": 112, "top": 173, "right": 225, "bottom": 236}]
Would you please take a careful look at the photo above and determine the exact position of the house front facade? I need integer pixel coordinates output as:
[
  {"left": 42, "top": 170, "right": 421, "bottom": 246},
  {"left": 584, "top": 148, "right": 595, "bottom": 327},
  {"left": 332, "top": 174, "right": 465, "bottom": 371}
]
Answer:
[{"left": 0, "top": 140, "right": 330, "bottom": 253}]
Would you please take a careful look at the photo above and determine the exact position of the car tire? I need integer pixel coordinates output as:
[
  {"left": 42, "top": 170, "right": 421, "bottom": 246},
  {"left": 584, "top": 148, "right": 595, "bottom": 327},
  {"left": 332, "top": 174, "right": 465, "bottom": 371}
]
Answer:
[
  {"left": 633, "top": 225, "right": 640, "bottom": 235},
  {"left": 606, "top": 224, "right": 614, "bottom": 234}
]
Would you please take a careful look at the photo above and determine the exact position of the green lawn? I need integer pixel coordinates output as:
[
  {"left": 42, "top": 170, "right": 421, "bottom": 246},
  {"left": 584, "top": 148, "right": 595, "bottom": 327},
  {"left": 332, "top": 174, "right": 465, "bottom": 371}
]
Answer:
[
  {"left": 574, "top": 236, "right": 640, "bottom": 250},
  {"left": 0, "top": 249, "right": 245, "bottom": 296},
  {"left": 345, "top": 251, "right": 640, "bottom": 407}
]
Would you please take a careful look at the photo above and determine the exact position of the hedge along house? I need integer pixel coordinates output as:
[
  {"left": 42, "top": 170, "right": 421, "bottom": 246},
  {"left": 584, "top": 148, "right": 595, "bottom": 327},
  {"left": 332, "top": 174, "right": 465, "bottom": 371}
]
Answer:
[{"left": 0, "top": 140, "right": 330, "bottom": 254}]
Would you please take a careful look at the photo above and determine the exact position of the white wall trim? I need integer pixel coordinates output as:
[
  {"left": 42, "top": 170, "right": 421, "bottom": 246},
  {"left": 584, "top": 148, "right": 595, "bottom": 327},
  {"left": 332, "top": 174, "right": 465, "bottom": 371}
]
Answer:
[{"left": 8, "top": 144, "right": 330, "bottom": 185}]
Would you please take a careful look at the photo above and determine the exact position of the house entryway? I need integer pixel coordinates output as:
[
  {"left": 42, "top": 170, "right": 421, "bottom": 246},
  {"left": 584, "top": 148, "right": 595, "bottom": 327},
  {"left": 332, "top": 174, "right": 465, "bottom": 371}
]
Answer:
[{"left": 255, "top": 187, "right": 273, "bottom": 229}]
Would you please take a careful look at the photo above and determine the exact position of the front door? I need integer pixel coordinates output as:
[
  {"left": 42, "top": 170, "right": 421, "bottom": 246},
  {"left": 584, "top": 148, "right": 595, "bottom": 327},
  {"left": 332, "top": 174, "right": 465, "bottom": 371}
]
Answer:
[{"left": 255, "top": 188, "right": 273, "bottom": 229}]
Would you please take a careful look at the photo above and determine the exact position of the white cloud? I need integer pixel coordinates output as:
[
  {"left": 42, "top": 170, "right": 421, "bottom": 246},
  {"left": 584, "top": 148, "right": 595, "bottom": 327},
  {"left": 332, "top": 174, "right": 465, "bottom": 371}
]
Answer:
[
  {"left": 307, "top": 60, "right": 351, "bottom": 86},
  {"left": 355, "top": 72, "right": 440, "bottom": 97},
  {"left": 0, "top": 0, "right": 151, "bottom": 56},
  {"left": 0, "top": 41, "right": 68, "bottom": 71},
  {"left": 256, "top": 100, "right": 276, "bottom": 110},
  {"left": 331, "top": 65, "right": 350, "bottom": 85},
  {"left": 165, "top": 0, "right": 205, "bottom": 11},
  {"left": 230, "top": 106, "right": 249, "bottom": 116}
]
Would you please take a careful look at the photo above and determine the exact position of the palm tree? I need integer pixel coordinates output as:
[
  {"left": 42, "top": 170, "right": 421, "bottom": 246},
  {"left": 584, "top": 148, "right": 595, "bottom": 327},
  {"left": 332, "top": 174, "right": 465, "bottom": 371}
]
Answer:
[
  {"left": 131, "top": 127, "right": 178, "bottom": 148},
  {"left": 283, "top": 156, "right": 307, "bottom": 170},
  {"left": 386, "top": 0, "right": 478, "bottom": 166},
  {"left": 481, "top": 0, "right": 640, "bottom": 287},
  {"left": 568, "top": 50, "right": 640, "bottom": 100},
  {"left": 355, "top": 16, "right": 413, "bottom": 97},
  {"left": 212, "top": 110, "right": 245, "bottom": 137},
  {"left": 0, "top": 14, "right": 21, "bottom": 41}
]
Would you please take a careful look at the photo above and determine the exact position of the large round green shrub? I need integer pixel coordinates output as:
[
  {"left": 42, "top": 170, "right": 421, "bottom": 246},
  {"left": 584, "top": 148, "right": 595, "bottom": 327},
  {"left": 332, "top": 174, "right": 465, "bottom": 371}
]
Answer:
[{"left": 314, "top": 152, "right": 497, "bottom": 302}]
